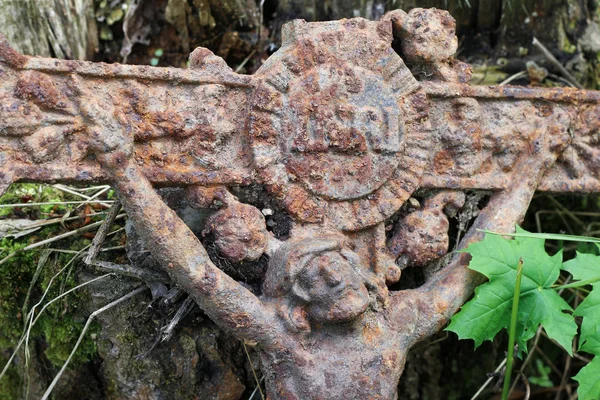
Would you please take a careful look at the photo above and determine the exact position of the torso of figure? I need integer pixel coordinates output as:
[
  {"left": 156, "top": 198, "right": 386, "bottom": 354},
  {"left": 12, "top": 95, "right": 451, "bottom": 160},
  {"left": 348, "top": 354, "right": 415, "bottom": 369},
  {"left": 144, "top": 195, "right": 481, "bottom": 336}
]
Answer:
[{"left": 258, "top": 299, "right": 416, "bottom": 400}]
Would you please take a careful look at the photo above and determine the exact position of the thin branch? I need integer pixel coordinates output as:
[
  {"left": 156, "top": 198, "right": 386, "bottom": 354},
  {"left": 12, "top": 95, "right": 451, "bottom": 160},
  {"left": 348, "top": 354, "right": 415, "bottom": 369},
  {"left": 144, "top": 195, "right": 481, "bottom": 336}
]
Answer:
[
  {"left": 93, "top": 260, "right": 170, "bottom": 283},
  {"left": 84, "top": 200, "right": 122, "bottom": 265},
  {"left": 235, "top": 49, "right": 257, "bottom": 73},
  {"left": 519, "top": 372, "right": 531, "bottom": 400},
  {"left": 160, "top": 296, "right": 195, "bottom": 342},
  {"left": 470, "top": 358, "right": 507, "bottom": 400},
  {"left": 532, "top": 37, "right": 583, "bottom": 89}
]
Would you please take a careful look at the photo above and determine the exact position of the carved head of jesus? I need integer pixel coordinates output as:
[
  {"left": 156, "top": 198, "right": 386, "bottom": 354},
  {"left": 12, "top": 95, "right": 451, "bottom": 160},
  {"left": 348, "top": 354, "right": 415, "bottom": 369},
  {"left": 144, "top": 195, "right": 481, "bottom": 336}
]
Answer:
[
  {"left": 263, "top": 236, "right": 372, "bottom": 327},
  {"left": 293, "top": 250, "right": 370, "bottom": 322}
]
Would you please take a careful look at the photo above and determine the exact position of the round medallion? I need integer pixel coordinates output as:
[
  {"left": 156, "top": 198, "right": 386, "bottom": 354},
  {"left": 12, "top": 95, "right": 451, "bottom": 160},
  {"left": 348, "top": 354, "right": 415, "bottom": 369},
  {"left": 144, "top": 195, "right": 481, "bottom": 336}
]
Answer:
[
  {"left": 284, "top": 63, "right": 402, "bottom": 201},
  {"left": 248, "top": 18, "right": 430, "bottom": 231}
]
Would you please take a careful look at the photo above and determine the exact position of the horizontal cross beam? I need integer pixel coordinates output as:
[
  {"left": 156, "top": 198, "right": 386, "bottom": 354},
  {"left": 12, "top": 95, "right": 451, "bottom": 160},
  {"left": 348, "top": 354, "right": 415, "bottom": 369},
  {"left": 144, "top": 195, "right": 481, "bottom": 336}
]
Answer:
[{"left": 2, "top": 33, "right": 599, "bottom": 200}]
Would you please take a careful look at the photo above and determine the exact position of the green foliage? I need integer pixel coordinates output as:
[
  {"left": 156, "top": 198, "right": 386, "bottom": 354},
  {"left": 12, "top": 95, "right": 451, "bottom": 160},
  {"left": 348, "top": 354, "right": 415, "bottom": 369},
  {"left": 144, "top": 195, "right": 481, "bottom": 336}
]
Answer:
[
  {"left": 564, "top": 253, "right": 600, "bottom": 400},
  {"left": 0, "top": 364, "right": 20, "bottom": 400},
  {"left": 0, "top": 238, "right": 40, "bottom": 348},
  {"left": 564, "top": 253, "right": 600, "bottom": 354},
  {"left": 40, "top": 315, "right": 99, "bottom": 367},
  {"left": 446, "top": 227, "right": 576, "bottom": 356},
  {"left": 528, "top": 359, "right": 554, "bottom": 388},
  {"left": 0, "top": 183, "right": 68, "bottom": 217},
  {"left": 95, "top": 0, "right": 128, "bottom": 41},
  {"left": 447, "top": 228, "right": 600, "bottom": 400},
  {"left": 573, "top": 357, "right": 600, "bottom": 400},
  {"left": 0, "top": 184, "right": 102, "bottom": 397},
  {"left": 0, "top": 237, "right": 98, "bottom": 366}
]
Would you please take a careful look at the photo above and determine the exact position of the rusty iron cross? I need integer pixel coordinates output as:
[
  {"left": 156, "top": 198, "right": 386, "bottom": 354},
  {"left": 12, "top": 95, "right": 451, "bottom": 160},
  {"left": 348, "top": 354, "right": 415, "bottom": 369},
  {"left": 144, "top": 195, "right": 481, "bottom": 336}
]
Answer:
[{"left": 1, "top": 7, "right": 599, "bottom": 399}]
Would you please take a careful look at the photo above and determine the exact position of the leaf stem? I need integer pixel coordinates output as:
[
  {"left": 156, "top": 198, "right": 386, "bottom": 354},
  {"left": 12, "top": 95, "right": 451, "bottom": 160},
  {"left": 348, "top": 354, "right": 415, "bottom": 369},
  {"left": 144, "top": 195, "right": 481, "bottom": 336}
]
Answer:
[
  {"left": 480, "top": 229, "right": 600, "bottom": 244},
  {"left": 503, "top": 257, "right": 524, "bottom": 400},
  {"left": 553, "top": 276, "right": 600, "bottom": 290}
]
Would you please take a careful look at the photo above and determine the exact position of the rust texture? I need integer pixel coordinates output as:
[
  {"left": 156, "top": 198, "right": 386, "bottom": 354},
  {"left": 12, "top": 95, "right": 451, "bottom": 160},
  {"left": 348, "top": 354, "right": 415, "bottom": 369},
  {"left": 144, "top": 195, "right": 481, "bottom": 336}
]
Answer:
[{"left": 1, "top": 7, "right": 600, "bottom": 399}]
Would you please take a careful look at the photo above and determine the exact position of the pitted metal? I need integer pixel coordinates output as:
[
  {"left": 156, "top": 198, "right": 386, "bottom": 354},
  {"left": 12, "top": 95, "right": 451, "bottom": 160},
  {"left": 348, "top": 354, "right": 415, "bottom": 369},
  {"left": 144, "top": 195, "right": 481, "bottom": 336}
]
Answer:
[{"left": 1, "top": 7, "right": 599, "bottom": 399}]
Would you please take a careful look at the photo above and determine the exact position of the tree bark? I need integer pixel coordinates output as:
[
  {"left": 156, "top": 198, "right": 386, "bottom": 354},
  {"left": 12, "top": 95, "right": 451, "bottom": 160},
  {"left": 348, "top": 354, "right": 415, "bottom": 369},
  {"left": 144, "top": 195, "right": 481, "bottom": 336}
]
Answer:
[{"left": 0, "top": 0, "right": 98, "bottom": 59}]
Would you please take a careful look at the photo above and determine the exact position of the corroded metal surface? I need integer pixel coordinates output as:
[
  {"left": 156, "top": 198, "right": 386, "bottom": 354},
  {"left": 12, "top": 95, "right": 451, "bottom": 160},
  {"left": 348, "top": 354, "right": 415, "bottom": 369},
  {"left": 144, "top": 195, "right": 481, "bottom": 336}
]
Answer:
[{"left": 1, "top": 7, "right": 600, "bottom": 400}]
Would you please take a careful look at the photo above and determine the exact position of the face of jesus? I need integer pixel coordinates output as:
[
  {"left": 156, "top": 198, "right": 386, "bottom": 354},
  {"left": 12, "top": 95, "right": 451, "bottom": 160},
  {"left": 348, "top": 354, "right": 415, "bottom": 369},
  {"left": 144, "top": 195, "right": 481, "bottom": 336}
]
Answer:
[{"left": 294, "top": 251, "right": 370, "bottom": 323}]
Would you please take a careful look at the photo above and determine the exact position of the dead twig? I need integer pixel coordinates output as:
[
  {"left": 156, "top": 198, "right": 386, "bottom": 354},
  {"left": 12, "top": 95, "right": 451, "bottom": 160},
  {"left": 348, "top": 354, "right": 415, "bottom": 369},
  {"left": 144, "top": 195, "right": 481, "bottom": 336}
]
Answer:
[
  {"left": 532, "top": 37, "right": 583, "bottom": 89},
  {"left": 84, "top": 199, "right": 122, "bottom": 265},
  {"left": 159, "top": 296, "right": 195, "bottom": 342},
  {"left": 93, "top": 260, "right": 170, "bottom": 283},
  {"left": 470, "top": 357, "right": 507, "bottom": 400},
  {"left": 519, "top": 372, "right": 531, "bottom": 400}
]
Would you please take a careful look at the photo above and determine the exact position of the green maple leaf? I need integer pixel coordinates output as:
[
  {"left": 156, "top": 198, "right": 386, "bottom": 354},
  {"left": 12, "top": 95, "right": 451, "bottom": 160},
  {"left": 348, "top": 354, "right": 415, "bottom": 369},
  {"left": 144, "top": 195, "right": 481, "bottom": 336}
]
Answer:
[
  {"left": 563, "top": 252, "right": 600, "bottom": 400},
  {"left": 563, "top": 253, "right": 600, "bottom": 357},
  {"left": 573, "top": 357, "right": 600, "bottom": 400},
  {"left": 446, "top": 228, "right": 577, "bottom": 355},
  {"left": 575, "top": 290, "right": 600, "bottom": 356}
]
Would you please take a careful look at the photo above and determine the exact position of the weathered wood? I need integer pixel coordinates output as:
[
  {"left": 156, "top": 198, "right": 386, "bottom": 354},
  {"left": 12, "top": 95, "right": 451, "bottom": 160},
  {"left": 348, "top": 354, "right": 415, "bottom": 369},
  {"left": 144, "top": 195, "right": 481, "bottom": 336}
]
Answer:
[{"left": 0, "top": 0, "right": 98, "bottom": 59}]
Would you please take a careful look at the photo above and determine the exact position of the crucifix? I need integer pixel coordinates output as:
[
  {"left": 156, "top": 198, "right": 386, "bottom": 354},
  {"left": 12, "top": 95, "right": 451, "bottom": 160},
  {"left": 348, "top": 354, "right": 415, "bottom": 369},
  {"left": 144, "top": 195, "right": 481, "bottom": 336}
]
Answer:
[{"left": 1, "top": 7, "right": 599, "bottom": 399}]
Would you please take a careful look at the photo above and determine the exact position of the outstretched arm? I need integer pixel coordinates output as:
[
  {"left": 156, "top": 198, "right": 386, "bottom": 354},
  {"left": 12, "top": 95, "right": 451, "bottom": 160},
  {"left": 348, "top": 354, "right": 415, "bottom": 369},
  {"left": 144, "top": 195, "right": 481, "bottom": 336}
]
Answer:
[
  {"left": 406, "top": 146, "right": 561, "bottom": 345},
  {"left": 108, "top": 159, "right": 280, "bottom": 345},
  {"left": 74, "top": 77, "right": 280, "bottom": 347}
]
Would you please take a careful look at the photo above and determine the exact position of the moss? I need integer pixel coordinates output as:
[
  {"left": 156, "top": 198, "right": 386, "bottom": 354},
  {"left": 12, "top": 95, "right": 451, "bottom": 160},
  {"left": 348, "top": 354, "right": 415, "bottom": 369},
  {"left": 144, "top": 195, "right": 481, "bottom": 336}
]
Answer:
[
  {"left": 0, "top": 184, "right": 106, "bottom": 395},
  {"left": 40, "top": 317, "right": 99, "bottom": 367},
  {"left": 0, "top": 363, "right": 21, "bottom": 400},
  {"left": 0, "top": 239, "right": 40, "bottom": 348},
  {"left": 594, "top": 52, "right": 600, "bottom": 89},
  {"left": 0, "top": 183, "right": 70, "bottom": 218},
  {"left": 0, "top": 236, "right": 100, "bottom": 366},
  {"left": 562, "top": 39, "right": 577, "bottom": 54}
]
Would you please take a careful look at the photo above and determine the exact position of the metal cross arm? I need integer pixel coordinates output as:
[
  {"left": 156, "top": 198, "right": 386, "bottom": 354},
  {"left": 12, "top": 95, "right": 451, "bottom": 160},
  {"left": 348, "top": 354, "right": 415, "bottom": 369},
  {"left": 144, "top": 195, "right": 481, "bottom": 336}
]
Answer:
[{"left": 1, "top": 7, "right": 599, "bottom": 399}]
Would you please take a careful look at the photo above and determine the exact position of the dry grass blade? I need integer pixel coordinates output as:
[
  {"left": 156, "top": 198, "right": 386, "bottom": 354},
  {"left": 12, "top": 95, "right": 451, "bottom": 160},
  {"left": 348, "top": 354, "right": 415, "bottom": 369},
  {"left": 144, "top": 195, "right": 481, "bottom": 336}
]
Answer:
[
  {"left": 21, "top": 249, "right": 52, "bottom": 329},
  {"left": 0, "top": 270, "right": 114, "bottom": 382},
  {"left": 470, "top": 357, "right": 508, "bottom": 400},
  {"left": 0, "top": 222, "right": 125, "bottom": 382},
  {"left": 499, "top": 70, "right": 527, "bottom": 86},
  {"left": 532, "top": 37, "right": 583, "bottom": 89},
  {"left": 0, "top": 200, "right": 115, "bottom": 208},
  {"left": 40, "top": 286, "right": 148, "bottom": 400},
  {"left": 0, "top": 214, "right": 126, "bottom": 265},
  {"left": 52, "top": 184, "right": 112, "bottom": 208},
  {"left": 244, "top": 342, "right": 265, "bottom": 400}
]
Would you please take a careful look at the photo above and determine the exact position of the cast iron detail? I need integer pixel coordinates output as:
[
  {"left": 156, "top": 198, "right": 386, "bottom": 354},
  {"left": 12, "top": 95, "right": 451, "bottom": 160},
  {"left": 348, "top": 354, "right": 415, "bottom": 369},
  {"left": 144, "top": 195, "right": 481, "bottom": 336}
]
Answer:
[
  {"left": 1, "top": 7, "right": 600, "bottom": 399},
  {"left": 248, "top": 18, "right": 429, "bottom": 230}
]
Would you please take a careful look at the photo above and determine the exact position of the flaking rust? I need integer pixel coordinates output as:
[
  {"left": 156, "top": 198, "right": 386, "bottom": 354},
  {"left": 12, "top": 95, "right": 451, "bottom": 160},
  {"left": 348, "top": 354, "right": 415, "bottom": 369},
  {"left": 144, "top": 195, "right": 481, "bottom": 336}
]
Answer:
[{"left": 1, "top": 7, "right": 599, "bottom": 399}]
